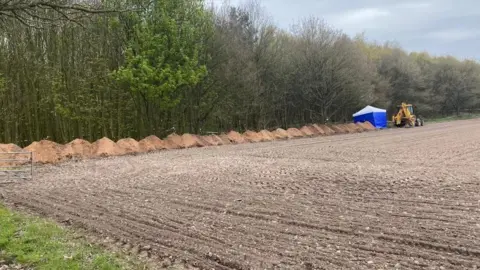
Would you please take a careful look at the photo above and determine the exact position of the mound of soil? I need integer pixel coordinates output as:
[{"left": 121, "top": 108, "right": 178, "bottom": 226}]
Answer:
[
  {"left": 92, "top": 137, "right": 126, "bottom": 157},
  {"left": 117, "top": 138, "right": 141, "bottom": 154},
  {"left": 272, "top": 128, "right": 290, "bottom": 140},
  {"left": 182, "top": 134, "right": 201, "bottom": 148},
  {"left": 243, "top": 131, "right": 263, "bottom": 143},
  {"left": 219, "top": 134, "right": 232, "bottom": 145},
  {"left": 347, "top": 123, "right": 364, "bottom": 133},
  {"left": 227, "top": 131, "right": 247, "bottom": 144},
  {"left": 312, "top": 124, "right": 326, "bottom": 135},
  {"left": 194, "top": 135, "right": 211, "bottom": 147},
  {"left": 24, "top": 140, "right": 65, "bottom": 164},
  {"left": 165, "top": 133, "right": 184, "bottom": 149},
  {"left": 360, "top": 121, "right": 376, "bottom": 131},
  {"left": 202, "top": 135, "right": 220, "bottom": 146},
  {"left": 259, "top": 130, "right": 275, "bottom": 141},
  {"left": 211, "top": 135, "right": 225, "bottom": 145},
  {"left": 138, "top": 138, "right": 156, "bottom": 152},
  {"left": 62, "top": 139, "right": 93, "bottom": 159},
  {"left": 0, "top": 143, "right": 28, "bottom": 166},
  {"left": 317, "top": 125, "right": 336, "bottom": 135},
  {"left": 146, "top": 135, "right": 166, "bottom": 150},
  {"left": 336, "top": 124, "right": 354, "bottom": 133},
  {"left": 300, "top": 126, "right": 315, "bottom": 137},
  {"left": 330, "top": 125, "right": 347, "bottom": 134},
  {"left": 0, "top": 143, "right": 23, "bottom": 152},
  {"left": 182, "top": 134, "right": 210, "bottom": 148},
  {"left": 287, "top": 128, "right": 304, "bottom": 138}
]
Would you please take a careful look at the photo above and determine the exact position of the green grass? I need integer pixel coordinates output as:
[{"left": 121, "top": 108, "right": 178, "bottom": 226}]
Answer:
[
  {"left": 426, "top": 113, "right": 480, "bottom": 123},
  {"left": 0, "top": 205, "right": 144, "bottom": 270}
]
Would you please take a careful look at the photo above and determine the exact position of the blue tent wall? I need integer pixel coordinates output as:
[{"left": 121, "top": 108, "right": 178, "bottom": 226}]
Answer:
[
  {"left": 353, "top": 112, "right": 387, "bottom": 128},
  {"left": 372, "top": 111, "right": 387, "bottom": 128}
]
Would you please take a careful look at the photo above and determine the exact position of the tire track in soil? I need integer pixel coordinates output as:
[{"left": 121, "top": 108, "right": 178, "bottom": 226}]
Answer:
[{"left": 3, "top": 119, "right": 480, "bottom": 269}]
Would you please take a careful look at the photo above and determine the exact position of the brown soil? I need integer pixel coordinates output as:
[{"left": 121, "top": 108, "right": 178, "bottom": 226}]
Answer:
[
  {"left": 299, "top": 126, "right": 315, "bottom": 137},
  {"left": 0, "top": 143, "right": 23, "bottom": 152},
  {"left": 360, "top": 121, "right": 376, "bottom": 130},
  {"left": 165, "top": 134, "right": 184, "bottom": 149},
  {"left": 201, "top": 135, "right": 220, "bottom": 146},
  {"left": 271, "top": 128, "right": 290, "bottom": 140},
  {"left": 144, "top": 135, "right": 166, "bottom": 150},
  {"left": 286, "top": 128, "right": 304, "bottom": 138},
  {"left": 337, "top": 124, "right": 355, "bottom": 133},
  {"left": 227, "top": 131, "right": 247, "bottom": 144},
  {"left": 243, "top": 131, "right": 263, "bottom": 143},
  {"left": 258, "top": 130, "right": 275, "bottom": 141},
  {"left": 181, "top": 134, "right": 202, "bottom": 148},
  {"left": 117, "top": 138, "right": 141, "bottom": 155},
  {"left": 311, "top": 124, "right": 326, "bottom": 135},
  {"left": 202, "top": 135, "right": 225, "bottom": 146},
  {"left": 330, "top": 125, "right": 347, "bottom": 134},
  {"left": 317, "top": 125, "right": 336, "bottom": 135},
  {"left": 193, "top": 135, "right": 210, "bottom": 147},
  {"left": 211, "top": 135, "right": 225, "bottom": 145},
  {"left": 24, "top": 140, "right": 65, "bottom": 164},
  {"left": 4, "top": 120, "right": 480, "bottom": 269},
  {"left": 91, "top": 137, "right": 125, "bottom": 157},
  {"left": 61, "top": 139, "right": 93, "bottom": 159},
  {"left": 218, "top": 133, "right": 232, "bottom": 145},
  {"left": 346, "top": 122, "right": 364, "bottom": 132},
  {"left": 138, "top": 138, "right": 156, "bottom": 152},
  {"left": 0, "top": 143, "right": 27, "bottom": 167}
]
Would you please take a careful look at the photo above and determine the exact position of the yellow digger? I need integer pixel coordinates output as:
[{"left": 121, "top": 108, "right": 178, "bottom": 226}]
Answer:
[{"left": 392, "top": 103, "right": 424, "bottom": 127}]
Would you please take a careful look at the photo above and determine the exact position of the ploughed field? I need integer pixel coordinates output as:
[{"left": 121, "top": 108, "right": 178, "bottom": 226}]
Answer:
[{"left": 2, "top": 119, "right": 480, "bottom": 269}]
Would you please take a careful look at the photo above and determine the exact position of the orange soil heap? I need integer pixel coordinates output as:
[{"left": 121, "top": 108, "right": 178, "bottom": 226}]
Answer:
[
  {"left": 8, "top": 120, "right": 382, "bottom": 164},
  {"left": 227, "top": 131, "right": 247, "bottom": 144},
  {"left": 117, "top": 138, "right": 141, "bottom": 154},
  {"left": 317, "top": 125, "right": 335, "bottom": 135},
  {"left": 182, "top": 134, "right": 210, "bottom": 148},
  {"left": 287, "top": 128, "right": 304, "bottom": 138},
  {"left": 330, "top": 125, "right": 347, "bottom": 134},
  {"left": 201, "top": 135, "right": 218, "bottom": 146},
  {"left": 271, "top": 128, "right": 290, "bottom": 140},
  {"left": 138, "top": 135, "right": 166, "bottom": 152},
  {"left": 62, "top": 139, "right": 93, "bottom": 159},
  {"left": 346, "top": 123, "right": 363, "bottom": 133},
  {"left": 259, "top": 130, "right": 275, "bottom": 141},
  {"left": 219, "top": 133, "right": 232, "bottom": 145},
  {"left": 300, "top": 126, "right": 315, "bottom": 137},
  {"left": 165, "top": 133, "right": 183, "bottom": 149},
  {"left": 243, "top": 130, "right": 263, "bottom": 143},
  {"left": 360, "top": 121, "right": 376, "bottom": 131},
  {"left": 182, "top": 134, "right": 200, "bottom": 148},
  {"left": 24, "top": 140, "right": 65, "bottom": 164},
  {"left": 92, "top": 137, "right": 125, "bottom": 157},
  {"left": 312, "top": 124, "right": 326, "bottom": 135},
  {"left": 0, "top": 143, "right": 26, "bottom": 166},
  {"left": 353, "top": 123, "right": 367, "bottom": 132}
]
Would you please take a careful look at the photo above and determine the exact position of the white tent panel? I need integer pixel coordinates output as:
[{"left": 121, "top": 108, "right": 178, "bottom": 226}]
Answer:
[{"left": 352, "top": 105, "right": 386, "bottom": 117}]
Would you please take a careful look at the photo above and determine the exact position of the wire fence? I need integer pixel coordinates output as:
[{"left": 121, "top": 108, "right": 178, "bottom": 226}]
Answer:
[{"left": 0, "top": 151, "right": 33, "bottom": 183}]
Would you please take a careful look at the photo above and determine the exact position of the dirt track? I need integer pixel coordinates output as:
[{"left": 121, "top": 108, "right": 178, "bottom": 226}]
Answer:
[{"left": 2, "top": 119, "right": 480, "bottom": 269}]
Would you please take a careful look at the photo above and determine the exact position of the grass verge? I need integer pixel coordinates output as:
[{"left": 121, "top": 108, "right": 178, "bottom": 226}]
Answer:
[
  {"left": 426, "top": 113, "right": 480, "bottom": 123},
  {"left": 0, "top": 204, "right": 143, "bottom": 270}
]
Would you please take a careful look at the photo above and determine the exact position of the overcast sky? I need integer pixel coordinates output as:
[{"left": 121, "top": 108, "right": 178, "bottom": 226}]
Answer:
[{"left": 211, "top": 0, "right": 480, "bottom": 60}]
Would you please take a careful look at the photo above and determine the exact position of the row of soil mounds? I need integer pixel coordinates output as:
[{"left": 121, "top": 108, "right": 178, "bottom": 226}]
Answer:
[{"left": 0, "top": 122, "right": 376, "bottom": 164}]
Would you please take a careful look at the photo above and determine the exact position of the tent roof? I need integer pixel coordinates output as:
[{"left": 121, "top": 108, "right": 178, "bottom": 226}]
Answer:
[{"left": 352, "top": 105, "right": 386, "bottom": 117}]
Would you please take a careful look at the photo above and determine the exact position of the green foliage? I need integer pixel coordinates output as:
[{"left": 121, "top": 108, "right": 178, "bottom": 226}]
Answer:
[
  {"left": 0, "top": 0, "right": 479, "bottom": 144},
  {"left": 112, "top": 0, "right": 208, "bottom": 109},
  {"left": 0, "top": 205, "right": 143, "bottom": 269}
]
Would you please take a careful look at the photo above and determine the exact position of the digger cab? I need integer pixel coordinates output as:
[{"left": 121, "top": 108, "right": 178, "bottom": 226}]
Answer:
[{"left": 396, "top": 104, "right": 414, "bottom": 114}]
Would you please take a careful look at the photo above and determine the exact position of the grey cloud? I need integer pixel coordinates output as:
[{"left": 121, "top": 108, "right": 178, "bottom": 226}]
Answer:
[{"left": 210, "top": 0, "right": 480, "bottom": 59}]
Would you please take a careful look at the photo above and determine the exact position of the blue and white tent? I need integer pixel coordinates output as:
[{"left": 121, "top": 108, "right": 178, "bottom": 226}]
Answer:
[{"left": 352, "top": 105, "right": 387, "bottom": 129}]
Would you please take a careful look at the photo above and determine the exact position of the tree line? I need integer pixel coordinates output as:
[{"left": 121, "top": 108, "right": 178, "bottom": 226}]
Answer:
[{"left": 0, "top": 0, "right": 479, "bottom": 146}]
